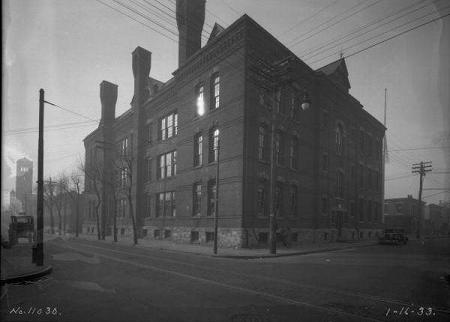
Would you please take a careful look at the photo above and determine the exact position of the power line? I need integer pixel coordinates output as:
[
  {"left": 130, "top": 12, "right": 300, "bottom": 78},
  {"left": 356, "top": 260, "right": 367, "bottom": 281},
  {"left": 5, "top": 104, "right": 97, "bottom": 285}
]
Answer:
[
  {"left": 280, "top": 0, "right": 339, "bottom": 37},
  {"left": 289, "top": 0, "right": 385, "bottom": 48},
  {"left": 309, "top": 10, "right": 450, "bottom": 66},
  {"left": 301, "top": 0, "right": 438, "bottom": 60},
  {"left": 95, "top": 0, "right": 177, "bottom": 42},
  {"left": 43, "top": 100, "right": 99, "bottom": 122}
]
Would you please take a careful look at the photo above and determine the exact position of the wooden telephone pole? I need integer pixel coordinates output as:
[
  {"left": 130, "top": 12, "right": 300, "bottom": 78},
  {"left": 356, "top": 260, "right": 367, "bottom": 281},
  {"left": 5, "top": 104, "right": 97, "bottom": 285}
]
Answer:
[{"left": 412, "top": 161, "right": 432, "bottom": 239}]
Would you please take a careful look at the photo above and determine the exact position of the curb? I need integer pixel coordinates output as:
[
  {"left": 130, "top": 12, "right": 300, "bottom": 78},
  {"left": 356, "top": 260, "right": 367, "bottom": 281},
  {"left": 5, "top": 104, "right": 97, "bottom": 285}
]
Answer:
[
  {"left": 213, "top": 242, "right": 378, "bottom": 259},
  {"left": 0, "top": 265, "right": 53, "bottom": 285},
  {"left": 66, "top": 235, "right": 378, "bottom": 260}
]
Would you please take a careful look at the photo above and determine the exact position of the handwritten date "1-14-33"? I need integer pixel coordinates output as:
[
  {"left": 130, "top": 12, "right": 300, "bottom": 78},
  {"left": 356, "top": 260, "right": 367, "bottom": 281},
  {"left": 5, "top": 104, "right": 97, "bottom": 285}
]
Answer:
[{"left": 9, "top": 306, "right": 61, "bottom": 316}]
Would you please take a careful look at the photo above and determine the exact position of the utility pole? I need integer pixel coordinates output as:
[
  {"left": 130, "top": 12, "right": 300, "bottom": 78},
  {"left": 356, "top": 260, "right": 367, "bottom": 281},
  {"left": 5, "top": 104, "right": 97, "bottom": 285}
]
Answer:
[
  {"left": 412, "top": 161, "right": 432, "bottom": 239},
  {"left": 213, "top": 138, "right": 220, "bottom": 255},
  {"left": 268, "top": 119, "right": 277, "bottom": 254},
  {"left": 35, "top": 89, "right": 45, "bottom": 266}
]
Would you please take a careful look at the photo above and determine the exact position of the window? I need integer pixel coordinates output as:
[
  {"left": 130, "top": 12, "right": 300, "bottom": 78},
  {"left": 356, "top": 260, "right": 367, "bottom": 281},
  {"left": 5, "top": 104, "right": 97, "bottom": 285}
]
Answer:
[
  {"left": 193, "top": 182, "right": 202, "bottom": 216},
  {"left": 120, "top": 168, "right": 129, "bottom": 188},
  {"left": 289, "top": 137, "right": 299, "bottom": 169},
  {"left": 359, "top": 164, "right": 364, "bottom": 188},
  {"left": 359, "top": 198, "right": 364, "bottom": 222},
  {"left": 289, "top": 185, "right": 298, "bottom": 216},
  {"left": 275, "top": 131, "right": 283, "bottom": 165},
  {"left": 289, "top": 92, "right": 296, "bottom": 118},
  {"left": 258, "top": 232, "right": 268, "bottom": 244},
  {"left": 275, "top": 88, "right": 281, "bottom": 113},
  {"left": 336, "top": 171, "right": 344, "bottom": 197},
  {"left": 157, "top": 151, "right": 177, "bottom": 179},
  {"left": 274, "top": 183, "right": 283, "bottom": 215},
  {"left": 164, "top": 230, "right": 171, "bottom": 239},
  {"left": 145, "top": 194, "right": 151, "bottom": 217},
  {"left": 119, "top": 199, "right": 127, "bottom": 218},
  {"left": 367, "top": 136, "right": 372, "bottom": 157},
  {"left": 194, "top": 133, "right": 203, "bottom": 166},
  {"left": 258, "top": 125, "right": 268, "bottom": 161},
  {"left": 336, "top": 124, "right": 344, "bottom": 155},
  {"left": 156, "top": 193, "right": 164, "bottom": 217},
  {"left": 359, "top": 129, "right": 364, "bottom": 151},
  {"left": 211, "top": 73, "right": 220, "bottom": 109},
  {"left": 374, "top": 202, "right": 379, "bottom": 222},
  {"left": 321, "top": 197, "right": 328, "bottom": 214},
  {"left": 256, "top": 185, "right": 267, "bottom": 216},
  {"left": 120, "top": 137, "right": 129, "bottom": 156},
  {"left": 191, "top": 231, "right": 199, "bottom": 242},
  {"left": 367, "top": 200, "right": 372, "bottom": 222},
  {"left": 196, "top": 83, "right": 205, "bottom": 116},
  {"left": 322, "top": 154, "right": 329, "bottom": 171},
  {"left": 207, "top": 179, "right": 217, "bottom": 217},
  {"left": 156, "top": 191, "right": 175, "bottom": 217},
  {"left": 145, "top": 158, "right": 152, "bottom": 182},
  {"left": 159, "top": 112, "right": 178, "bottom": 140},
  {"left": 367, "top": 168, "right": 372, "bottom": 189},
  {"left": 205, "top": 232, "right": 215, "bottom": 242},
  {"left": 321, "top": 110, "right": 329, "bottom": 128},
  {"left": 145, "top": 123, "right": 152, "bottom": 144},
  {"left": 351, "top": 165, "right": 356, "bottom": 185},
  {"left": 208, "top": 127, "right": 220, "bottom": 163}
]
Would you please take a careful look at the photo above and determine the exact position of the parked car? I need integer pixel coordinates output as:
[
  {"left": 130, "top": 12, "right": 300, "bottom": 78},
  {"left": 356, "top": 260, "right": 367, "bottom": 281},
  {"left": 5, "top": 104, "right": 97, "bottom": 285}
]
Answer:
[{"left": 379, "top": 229, "right": 408, "bottom": 245}]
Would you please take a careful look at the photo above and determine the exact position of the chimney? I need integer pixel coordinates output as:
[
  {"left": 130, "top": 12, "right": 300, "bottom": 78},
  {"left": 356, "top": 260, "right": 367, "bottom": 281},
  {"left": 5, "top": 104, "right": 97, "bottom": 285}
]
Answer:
[
  {"left": 132, "top": 46, "right": 152, "bottom": 106},
  {"left": 176, "top": 0, "right": 206, "bottom": 67},
  {"left": 100, "top": 80, "right": 118, "bottom": 125}
]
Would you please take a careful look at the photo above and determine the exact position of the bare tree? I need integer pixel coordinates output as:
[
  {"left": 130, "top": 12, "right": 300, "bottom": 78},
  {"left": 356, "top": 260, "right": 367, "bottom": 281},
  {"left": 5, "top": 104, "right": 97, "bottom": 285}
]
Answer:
[
  {"left": 103, "top": 166, "right": 120, "bottom": 242},
  {"left": 44, "top": 177, "right": 56, "bottom": 234},
  {"left": 62, "top": 172, "right": 83, "bottom": 237},
  {"left": 54, "top": 174, "right": 69, "bottom": 236},
  {"left": 114, "top": 151, "right": 138, "bottom": 245},
  {"left": 80, "top": 160, "right": 103, "bottom": 240}
]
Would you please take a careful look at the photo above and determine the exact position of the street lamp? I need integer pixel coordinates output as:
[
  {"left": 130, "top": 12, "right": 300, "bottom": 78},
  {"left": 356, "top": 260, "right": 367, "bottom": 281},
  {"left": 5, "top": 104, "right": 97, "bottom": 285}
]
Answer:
[{"left": 300, "top": 90, "right": 311, "bottom": 111}]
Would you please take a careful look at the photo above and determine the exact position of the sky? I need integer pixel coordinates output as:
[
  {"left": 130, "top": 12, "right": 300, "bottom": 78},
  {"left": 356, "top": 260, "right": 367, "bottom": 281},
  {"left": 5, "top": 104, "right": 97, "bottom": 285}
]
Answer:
[{"left": 2, "top": 0, "right": 449, "bottom": 207}]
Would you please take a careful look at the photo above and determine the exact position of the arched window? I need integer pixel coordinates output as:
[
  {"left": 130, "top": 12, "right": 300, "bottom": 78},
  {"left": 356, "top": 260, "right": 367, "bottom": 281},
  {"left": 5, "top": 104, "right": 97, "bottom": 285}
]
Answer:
[
  {"left": 336, "top": 123, "right": 344, "bottom": 155},
  {"left": 210, "top": 73, "right": 220, "bottom": 110},
  {"left": 258, "top": 124, "right": 268, "bottom": 161}
]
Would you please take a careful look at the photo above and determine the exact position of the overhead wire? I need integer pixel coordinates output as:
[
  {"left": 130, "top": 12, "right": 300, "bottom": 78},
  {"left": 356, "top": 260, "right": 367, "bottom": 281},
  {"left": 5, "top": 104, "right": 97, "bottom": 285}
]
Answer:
[
  {"left": 300, "top": 0, "right": 439, "bottom": 60},
  {"left": 309, "top": 9, "right": 450, "bottom": 66},
  {"left": 288, "top": 0, "right": 385, "bottom": 48}
]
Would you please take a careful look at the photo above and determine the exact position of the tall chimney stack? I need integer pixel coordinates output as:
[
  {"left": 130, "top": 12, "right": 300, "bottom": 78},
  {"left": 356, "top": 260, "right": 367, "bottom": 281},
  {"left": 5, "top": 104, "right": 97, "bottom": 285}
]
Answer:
[
  {"left": 100, "top": 81, "right": 118, "bottom": 125},
  {"left": 176, "top": 0, "right": 206, "bottom": 67}
]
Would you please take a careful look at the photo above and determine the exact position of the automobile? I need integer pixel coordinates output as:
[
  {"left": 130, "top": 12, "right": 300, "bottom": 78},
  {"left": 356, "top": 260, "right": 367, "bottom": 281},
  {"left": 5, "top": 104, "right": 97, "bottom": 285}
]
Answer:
[
  {"left": 8, "top": 214, "right": 35, "bottom": 246},
  {"left": 379, "top": 229, "right": 408, "bottom": 245}
]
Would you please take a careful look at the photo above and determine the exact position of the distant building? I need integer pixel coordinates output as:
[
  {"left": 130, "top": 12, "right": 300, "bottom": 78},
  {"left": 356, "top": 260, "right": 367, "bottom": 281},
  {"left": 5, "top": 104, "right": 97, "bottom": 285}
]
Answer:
[
  {"left": 427, "top": 203, "right": 449, "bottom": 236},
  {"left": 15, "top": 157, "right": 33, "bottom": 207},
  {"left": 384, "top": 195, "right": 426, "bottom": 235},
  {"left": 83, "top": 0, "right": 385, "bottom": 247}
]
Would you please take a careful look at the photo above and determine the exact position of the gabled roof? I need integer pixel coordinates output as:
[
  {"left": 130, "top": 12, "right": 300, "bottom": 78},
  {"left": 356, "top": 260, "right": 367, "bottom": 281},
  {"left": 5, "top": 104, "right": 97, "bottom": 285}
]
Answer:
[
  {"left": 316, "top": 58, "right": 351, "bottom": 92},
  {"left": 207, "top": 23, "right": 225, "bottom": 44}
]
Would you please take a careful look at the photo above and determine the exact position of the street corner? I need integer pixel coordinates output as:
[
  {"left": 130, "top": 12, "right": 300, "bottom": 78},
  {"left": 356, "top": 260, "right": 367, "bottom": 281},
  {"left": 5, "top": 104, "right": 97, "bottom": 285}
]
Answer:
[{"left": 52, "top": 251, "right": 101, "bottom": 264}]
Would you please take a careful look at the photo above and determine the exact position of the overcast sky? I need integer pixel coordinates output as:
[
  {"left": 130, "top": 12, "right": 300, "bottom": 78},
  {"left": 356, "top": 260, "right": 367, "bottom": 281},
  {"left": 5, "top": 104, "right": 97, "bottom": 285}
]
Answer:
[{"left": 2, "top": 0, "right": 449, "bottom": 206}]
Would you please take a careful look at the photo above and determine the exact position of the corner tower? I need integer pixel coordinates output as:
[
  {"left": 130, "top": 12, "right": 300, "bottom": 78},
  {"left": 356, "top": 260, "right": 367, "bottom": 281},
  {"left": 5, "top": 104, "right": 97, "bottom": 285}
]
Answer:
[{"left": 176, "top": 0, "right": 206, "bottom": 67}]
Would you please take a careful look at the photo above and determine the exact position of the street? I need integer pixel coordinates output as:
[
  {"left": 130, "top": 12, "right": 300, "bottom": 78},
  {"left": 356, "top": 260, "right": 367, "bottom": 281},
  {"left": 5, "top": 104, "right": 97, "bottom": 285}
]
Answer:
[{"left": 2, "top": 237, "right": 449, "bottom": 322}]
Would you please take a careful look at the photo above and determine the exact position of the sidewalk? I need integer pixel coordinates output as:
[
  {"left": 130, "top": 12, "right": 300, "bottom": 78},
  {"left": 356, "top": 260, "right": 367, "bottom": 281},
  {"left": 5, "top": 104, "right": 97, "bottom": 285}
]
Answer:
[
  {"left": 1, "top": 242, "right": 53, "bottom": 285},
  {"left": 64, "top": 233, "right": 379, "bottom": 259}
]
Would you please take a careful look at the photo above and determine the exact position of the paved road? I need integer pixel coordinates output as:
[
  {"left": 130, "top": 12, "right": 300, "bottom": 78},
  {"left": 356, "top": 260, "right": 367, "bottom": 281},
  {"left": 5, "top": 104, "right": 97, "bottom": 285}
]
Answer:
[{"left": 1, "top": 238, "right": 449, "bottom": 322}]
